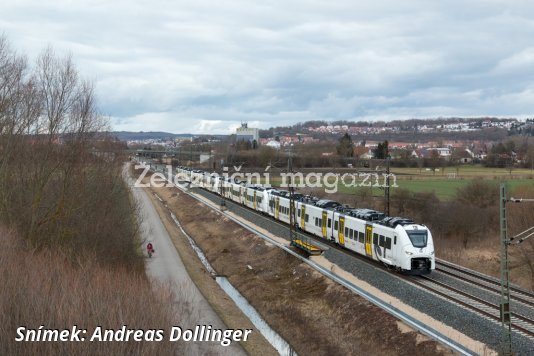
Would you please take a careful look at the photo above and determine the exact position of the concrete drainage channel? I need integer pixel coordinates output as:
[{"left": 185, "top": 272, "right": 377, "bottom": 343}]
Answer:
[
  {"left": 215, "top": 276, "right": 296, "bottom": 356},
  {"left": 157, "top": 192, "right": 296, "bottom": 356}
]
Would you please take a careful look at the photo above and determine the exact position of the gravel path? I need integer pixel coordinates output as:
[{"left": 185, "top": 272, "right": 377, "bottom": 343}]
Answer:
[{"left": 127, "top": 178, "right": 246, "bottom": 356}]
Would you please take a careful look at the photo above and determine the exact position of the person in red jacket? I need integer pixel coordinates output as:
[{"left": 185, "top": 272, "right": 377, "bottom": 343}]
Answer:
[{"left": 147, "top": 242, "right": 155, "bottom": 257}]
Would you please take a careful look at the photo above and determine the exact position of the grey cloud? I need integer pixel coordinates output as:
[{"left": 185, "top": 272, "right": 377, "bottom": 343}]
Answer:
[{"left": 2, "top": 1, "right": 534, "bottom": 133}]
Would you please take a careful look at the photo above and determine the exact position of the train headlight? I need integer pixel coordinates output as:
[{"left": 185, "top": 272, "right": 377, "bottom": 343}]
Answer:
[{"left": 405, "top": 251, "right": 413, "bottom": 255}]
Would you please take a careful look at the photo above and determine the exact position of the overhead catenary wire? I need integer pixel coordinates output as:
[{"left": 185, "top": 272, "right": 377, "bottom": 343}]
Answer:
[
  {"left": 509, "top": 228, "right": 534, "bottom": 245},
  {"left": 507, "top": 197, "right": 534, "bottom": 245}
]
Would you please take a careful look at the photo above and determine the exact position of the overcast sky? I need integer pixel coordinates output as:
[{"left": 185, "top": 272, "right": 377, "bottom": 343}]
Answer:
[{"left": 2, "top": 1, "right": 534, "bottom": 134}]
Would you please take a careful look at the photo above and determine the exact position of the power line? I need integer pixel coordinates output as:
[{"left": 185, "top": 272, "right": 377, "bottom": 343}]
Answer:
[
  {"left": 499, "top": 185, "right": 534, "bottom": 355},
  {"left": 509, "top": 226, "right": 534, "bottom": 245}
]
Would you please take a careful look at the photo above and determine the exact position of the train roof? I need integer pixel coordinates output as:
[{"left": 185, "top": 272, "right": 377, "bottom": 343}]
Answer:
[
  {"left": 376, "top": 216, "right": 417, "bottom": 228},
  {"left": 346, "top": 208, "right": 385, "bottom": 221},
  {"left": 315, "top": 199, "right": 341, "bottom": 209},
  {"left": 178, "top": 167, "right": 422, "bottom": 228},
  {"left": 270, "top": 190, "right": 303, "bottom": 200}
]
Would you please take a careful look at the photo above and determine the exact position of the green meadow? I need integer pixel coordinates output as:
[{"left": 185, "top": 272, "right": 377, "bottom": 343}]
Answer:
[{"left": 260, "top": 165, "right": 534, "bottom": 201}]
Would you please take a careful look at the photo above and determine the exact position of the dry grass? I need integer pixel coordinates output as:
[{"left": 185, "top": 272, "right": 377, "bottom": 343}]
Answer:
[
  {"left": 434, "top": 184, "right": 534, "bottom": 291},
  {"left": 152, "top": 184, "right": 451, "bottom": 356},
  {"left": 0, "top": 227, "right": 186, "bottom": 356}
]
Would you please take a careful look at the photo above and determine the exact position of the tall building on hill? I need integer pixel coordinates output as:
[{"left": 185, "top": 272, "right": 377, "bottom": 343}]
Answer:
[{"left": 236, "top": 122, "right": 259, "bottom": 143}]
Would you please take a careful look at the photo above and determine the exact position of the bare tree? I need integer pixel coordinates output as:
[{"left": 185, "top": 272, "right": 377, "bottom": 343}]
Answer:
[
  {"left": 0, "top": 36, "right": 41, "bottom": 223},
  {"left": 13, "top": 45, "right": 105, "bottom": 244}
]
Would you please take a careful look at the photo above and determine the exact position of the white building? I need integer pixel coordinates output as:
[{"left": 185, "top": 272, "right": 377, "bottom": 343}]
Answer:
[
  {"left": 435, "top": 147, "right": 451, "bottom": 157},
  {"left": 266, "top": 140, "right": 281, "bottom": 149},
  {"left": 236, "top": 123, "right": 259, "bottom": 143}
]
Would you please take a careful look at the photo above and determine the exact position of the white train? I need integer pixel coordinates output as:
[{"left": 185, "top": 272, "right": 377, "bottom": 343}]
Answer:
[{"left": 176, "top": 166, "right": 435, "bottom": 274}]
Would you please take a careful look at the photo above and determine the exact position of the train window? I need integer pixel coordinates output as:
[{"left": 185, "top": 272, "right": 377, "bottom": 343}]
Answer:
[
  {"left": 350, "top": 229, "right": 354, "bottom": 239},
  {"left": 386, "top": 237, "right": 392, "bottom": 249},
  {"left": 297, "top": 210, "right": 300, "bottom": 217},
  {"left": 334, "top": 220, "right": 338, "bottom": 230},
  {"left": 305, "top": 214, "right": 309, "bottom": 222},
  {"left": 345, "top": 227, "right": 348, "bottom": 236},
  {"left": 407, "top": 230, "right": 428, "bottom": 248},
  {"left": 379, "top": 235, "right": 385, "bottom": 247},
  {"left": 315, "top": 217, "right": 318, "bottom": 226},
  {"left": 319, "top": 219, "right": 322, "bottom": 226},
  {"left": 373, "top": 234, "right": 378, "bottom": 245},
  {"left": 328, "top": 219, "right": 331, "bottom": 228},
  {"left": 358, "top": 231, "right": 364, "bottom": 243},
  {"left": 394, "top": 235, "right": 396, "bottom": 245}
]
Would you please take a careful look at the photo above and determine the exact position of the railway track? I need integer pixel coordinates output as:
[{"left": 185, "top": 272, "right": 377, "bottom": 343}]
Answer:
[
  {"left": 435, "top": 259, "right": 534, "bottom": 308},
  {"left": 407, "top": 274, "right": 534, "bottom": 340}
]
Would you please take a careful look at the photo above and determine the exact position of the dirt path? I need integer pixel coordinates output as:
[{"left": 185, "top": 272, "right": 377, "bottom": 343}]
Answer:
[
  {"left": 132, "top": 172, "right": 277, "bottom": 356},
  {"left": 128, "top": 169, "right": 275, "bottom": 355}
]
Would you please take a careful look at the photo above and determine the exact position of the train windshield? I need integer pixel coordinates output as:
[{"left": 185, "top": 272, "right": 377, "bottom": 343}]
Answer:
[{"left": 406, "top": 230, "right": 427, "bottom": 248}]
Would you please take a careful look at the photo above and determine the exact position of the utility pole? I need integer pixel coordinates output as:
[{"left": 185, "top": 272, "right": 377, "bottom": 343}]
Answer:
[
  {"left": 499, "top": 183, "right": 512, "bottom": 356},
  {"left": 219, "top": 168, "right": 226, "bottom": 211},
  {"left": 288, "top": 145, "right": 297, "bottom": 243},
  {"left": 499, "top": 184, "right": 534, "bottom": 355},
  {"left": 190, "top": 144, "right": 193, "bottom": 167},
  {"left": 385, "top": 156, "right": 391, "bottom": 216}
]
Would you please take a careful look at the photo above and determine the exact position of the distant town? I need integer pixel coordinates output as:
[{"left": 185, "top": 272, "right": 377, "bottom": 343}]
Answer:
[{"left": 124, "top": 117, "right": 534, "bottom": 169}]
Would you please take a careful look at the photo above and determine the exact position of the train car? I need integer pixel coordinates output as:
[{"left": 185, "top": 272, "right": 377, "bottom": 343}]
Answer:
[
  {"left": 376, "top": 218, "right": 434, "bottom": 273},
  {"left": 172, "top": 166, "right": 435, "bottom": 274},
  {"left": 266, "top": 190, "right": 290, "bottom": 225},
  {"left": 298, "top": 203, "right": 324, "bottom": 239},
  {"left": 206, "top": 173, "right": 220, "bottom": 193},
  {"left": 332, "top": 209, "right": 434, "bottom": 274},
  {"left": 223, "top": 179, "right": 233, "bottom": 199},
  {"left": 229, "top": 181, "right": 243, "bottom": 204},
  {"left": 251, "top": 187, "right": 268, "bottom": 213},
  {"left": 244, "top": 186, "right": 256, "bottom": 210}
]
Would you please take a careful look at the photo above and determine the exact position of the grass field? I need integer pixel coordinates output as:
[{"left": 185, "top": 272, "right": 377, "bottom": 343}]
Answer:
[
  {"left": 337, "top": 178, "right": 534, "bottom": 200},
  {"left": 256, "top": 165, "right": 534, "bottom": 201},
  {"left": 391, "top": 165, "right": 534, "bottom": 177}
]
